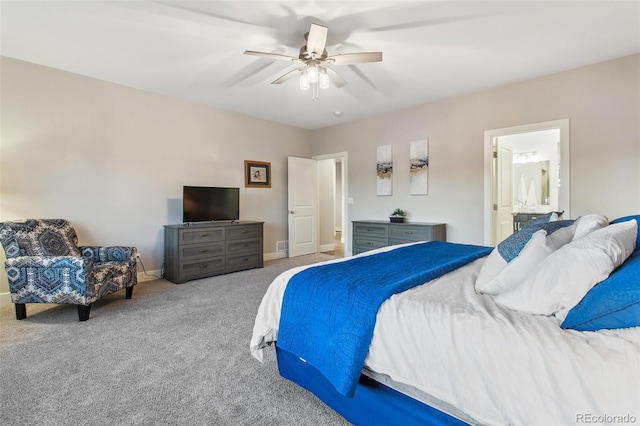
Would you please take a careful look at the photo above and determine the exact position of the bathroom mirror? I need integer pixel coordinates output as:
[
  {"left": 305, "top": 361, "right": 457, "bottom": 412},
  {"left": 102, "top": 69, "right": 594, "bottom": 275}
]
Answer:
[{"left": 513, "top": 160, "right": 551, "bottom": 208}]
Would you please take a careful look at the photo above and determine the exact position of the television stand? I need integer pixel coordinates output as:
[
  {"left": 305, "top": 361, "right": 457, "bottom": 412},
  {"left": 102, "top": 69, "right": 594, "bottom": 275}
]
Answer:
[{"left": 163, "top": 221, "right": 263, "bottom": 284}]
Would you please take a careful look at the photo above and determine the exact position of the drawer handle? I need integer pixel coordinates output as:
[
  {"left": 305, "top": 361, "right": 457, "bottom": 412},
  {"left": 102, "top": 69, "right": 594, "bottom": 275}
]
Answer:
[
  {"left": 405, "top": 231, "right": 413, "bottom": 235},
  {"left": 199, "top": 264, "right": 209, "bottom": 269},
  {"left": 366, "top": 228, "right": 373, "bottom": 232},
  {"left": 242, "top": 257, "right": 249, "bottom": 262},
  {"left": 366, "top": 242, "right": 373, "bottom": 246},
  {"left": 242, "top": 244, "right": 249, "bottom": 247},
  {"left": 199, "top": 233, "right": 209, "bottom": 237},
  {"left": 199, "top": 249, "right": 208, "bottom": 253},
  {"left": 241, "top": 230, "right": 249, "bottom": 234}
]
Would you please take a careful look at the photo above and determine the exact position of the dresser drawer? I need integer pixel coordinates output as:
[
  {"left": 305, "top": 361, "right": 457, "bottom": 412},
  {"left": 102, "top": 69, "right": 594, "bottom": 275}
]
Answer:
[
  {"left": 179, "top": 228, "right": 225, "bottom": 244},
  {"left": 227, "top": 225, "right": 263, "bottom": 240},
  {"left": 353, "top": 235, "right": 388, "bottom": 252},
  {"left": 227, "top": 237, "right": 262, "bottom": 255},
  {"left": 352, "top": 220, "right": 446, "bottom": 257},
  {"left": 179, "top": 256, "right": 225, "bottom": 280},
  {"left": 389, "top": 224, "right": 433, "bottom": 242},
  {"left": 353, "top": 222, "right": 388, "bottom": 239},
  {"left": 227, "top": 252, "right": 263, "bottom": 270},
  {"left": 180, "top": 242, "right": 225, "bottom": 261}
]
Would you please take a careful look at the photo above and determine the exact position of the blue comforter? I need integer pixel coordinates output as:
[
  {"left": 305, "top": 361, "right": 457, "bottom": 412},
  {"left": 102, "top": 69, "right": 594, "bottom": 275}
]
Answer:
[{"left": 277, "top": 241, "right": 492, "bottom": 397}]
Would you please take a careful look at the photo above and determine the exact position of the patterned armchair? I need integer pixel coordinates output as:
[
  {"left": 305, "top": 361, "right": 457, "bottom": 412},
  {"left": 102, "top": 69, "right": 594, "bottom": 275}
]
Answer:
[{"left": 0, "top": 219, "right": 137, "bottom": 321}]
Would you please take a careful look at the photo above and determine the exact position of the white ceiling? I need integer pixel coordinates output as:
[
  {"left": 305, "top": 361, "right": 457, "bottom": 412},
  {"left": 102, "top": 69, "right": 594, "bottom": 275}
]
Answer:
[{"left": 2, "top": 1, "right": 639, "bottom": 130}]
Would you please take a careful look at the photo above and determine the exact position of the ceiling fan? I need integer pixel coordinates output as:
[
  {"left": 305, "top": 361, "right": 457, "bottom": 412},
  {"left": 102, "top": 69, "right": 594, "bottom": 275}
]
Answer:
[{"left": 244, "top": 23, "right": 382, "bottom": 97}]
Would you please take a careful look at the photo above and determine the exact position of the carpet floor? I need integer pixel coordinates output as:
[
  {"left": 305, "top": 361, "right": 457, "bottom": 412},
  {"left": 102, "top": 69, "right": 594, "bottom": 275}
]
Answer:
[{"left": 0, "top": 253, "right": 350, "bottom": 426}]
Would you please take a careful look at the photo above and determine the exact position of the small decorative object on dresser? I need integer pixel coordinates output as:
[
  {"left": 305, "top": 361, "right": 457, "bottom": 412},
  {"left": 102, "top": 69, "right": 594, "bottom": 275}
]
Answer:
[
  {"left": 389, "top": 208, "right": 406, "bottom": 223},
  {"left": 352, "top": 220, "right": 446, "bottom": 255}
]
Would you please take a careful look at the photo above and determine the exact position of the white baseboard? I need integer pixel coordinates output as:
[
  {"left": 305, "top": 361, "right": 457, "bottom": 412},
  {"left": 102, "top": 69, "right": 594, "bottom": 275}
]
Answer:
[
  {"left": 264, "top": 251, "right": 287, "bottom": 261},
  {"left": 319, "top": 243, "right": 335, "bottom": 252},
  {"left": 0, "top": 292, "right": 11, "bottom": 306},
  {"left": 137, "top": 269, "right": 163, "bottom": 282}
]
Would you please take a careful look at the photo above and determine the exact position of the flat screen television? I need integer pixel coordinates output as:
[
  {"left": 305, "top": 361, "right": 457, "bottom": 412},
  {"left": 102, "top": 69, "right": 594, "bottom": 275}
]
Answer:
[{"left": 182, "top": 186, "right": 240, "bottom": 223}]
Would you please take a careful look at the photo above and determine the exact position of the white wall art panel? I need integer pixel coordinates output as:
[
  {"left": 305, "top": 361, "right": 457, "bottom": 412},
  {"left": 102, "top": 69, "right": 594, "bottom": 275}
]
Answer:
[
  {"left": 409, "top": 139, "right": 428, "bottom": 195},
  {"left": 377, "top": 144, "right": 393, "bottom": 196}
]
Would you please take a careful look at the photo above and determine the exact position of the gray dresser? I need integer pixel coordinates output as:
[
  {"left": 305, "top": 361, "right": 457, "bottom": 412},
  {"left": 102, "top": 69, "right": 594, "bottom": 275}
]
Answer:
[
  {"left": 352, "top": 220, "right": 446, "bottom": 255},
  {"left": 164, "top": 221, "right": 263, "bottom": 283}
]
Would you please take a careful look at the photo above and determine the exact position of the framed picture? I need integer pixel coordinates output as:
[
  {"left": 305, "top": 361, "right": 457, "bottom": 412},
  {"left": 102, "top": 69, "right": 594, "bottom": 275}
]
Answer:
[{"left": 245, "top": 160, "right": 271, "bottom": 188}]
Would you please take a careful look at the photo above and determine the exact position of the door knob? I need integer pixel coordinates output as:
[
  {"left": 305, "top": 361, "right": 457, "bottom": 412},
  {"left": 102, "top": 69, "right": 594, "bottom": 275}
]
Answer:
[{"left": 289, "top": 210, "right": 295, "bottom": 214}]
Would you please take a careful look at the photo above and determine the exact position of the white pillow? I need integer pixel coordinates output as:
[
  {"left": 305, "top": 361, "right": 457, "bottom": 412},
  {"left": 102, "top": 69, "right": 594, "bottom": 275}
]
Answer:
[
  {"left": 476, "top": 226, "right": 574, "bottom": 295},
  {"left": 475, "top": 221, "right": 575, "bottom": 294},
  {"left": 494, "top": 220, "right": 638, "bottom": 318},
  {"left": 572, "top": 213, "right": 609, "bottom": 240},
  {"left": 475, "top": 214, "right": 607, "bottom": 295}
]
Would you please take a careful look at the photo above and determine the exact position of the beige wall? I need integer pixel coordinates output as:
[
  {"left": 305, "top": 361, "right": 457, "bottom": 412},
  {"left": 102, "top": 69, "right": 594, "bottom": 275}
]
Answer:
[
  {"left": 1, "top": 54, "right": 639, "bottom": 302},
  {"left": 311, "top": 54, "right": 640, "bottom": 253},
  {"left": 0, "top": 57, "right": 311, "bottom": 299}
]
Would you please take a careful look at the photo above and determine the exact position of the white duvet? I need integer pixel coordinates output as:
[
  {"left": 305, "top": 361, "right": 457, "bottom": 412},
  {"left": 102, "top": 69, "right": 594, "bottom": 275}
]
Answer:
[{"left": 250, "top": 247, "right": 640, "bottom": 425}]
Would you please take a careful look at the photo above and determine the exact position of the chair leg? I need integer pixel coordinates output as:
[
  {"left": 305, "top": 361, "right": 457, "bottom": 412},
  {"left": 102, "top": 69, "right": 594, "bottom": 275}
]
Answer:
[
  {"left": 15, "top": 303, "right": 26, "bottom": 320},
  {"left": 78, "top": 304, "right": 92, "bottom": 321},
  {"left": 125, "top": 286, "right": 134, "bottom": 299}
]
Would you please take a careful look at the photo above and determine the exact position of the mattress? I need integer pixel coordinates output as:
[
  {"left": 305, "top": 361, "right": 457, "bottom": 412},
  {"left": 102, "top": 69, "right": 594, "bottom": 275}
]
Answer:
[{"left": 251, "top": 245, "right": 640, "bottom": 425}]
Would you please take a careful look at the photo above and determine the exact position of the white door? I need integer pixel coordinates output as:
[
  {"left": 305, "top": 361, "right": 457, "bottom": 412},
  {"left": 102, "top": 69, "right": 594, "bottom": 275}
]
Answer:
[
  {"left": 288, "top": 156, "right": 318, "bottom": 257},
  {"left": 495, "top": 138, "right": 513, "bottom": 244}
]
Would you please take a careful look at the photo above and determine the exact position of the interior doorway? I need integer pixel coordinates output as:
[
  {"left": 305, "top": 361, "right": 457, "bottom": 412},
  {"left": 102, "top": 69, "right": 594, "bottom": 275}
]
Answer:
[
  {"left": 287, "top": 152, "right": 348, "bottom": 258},
  {"left": 314, "top": 152, "right": 348, "bottom": 258},
  {"left": 484, "top": 119, "right": 570, "bottom": 246}
]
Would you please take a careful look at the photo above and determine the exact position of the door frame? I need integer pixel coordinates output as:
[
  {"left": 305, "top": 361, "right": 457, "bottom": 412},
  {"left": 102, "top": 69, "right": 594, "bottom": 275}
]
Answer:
[
  {"left": 313, "top": 152, "right": 349, "bottom": 255},
  {"left": 483, "top": 119, "right": 570, "bottom": 246}
]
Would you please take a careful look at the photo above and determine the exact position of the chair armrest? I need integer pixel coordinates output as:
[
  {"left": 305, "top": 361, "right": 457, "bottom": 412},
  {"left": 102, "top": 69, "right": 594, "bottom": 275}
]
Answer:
[
  {"left": 79, "top": 246, "right": 137, "bottom": 262},
  {"left": 79, "top": 246, "right": 101, "bottom": 262},
  {"left": 5, "top": 255, "right": 90, "bottom": 269}
]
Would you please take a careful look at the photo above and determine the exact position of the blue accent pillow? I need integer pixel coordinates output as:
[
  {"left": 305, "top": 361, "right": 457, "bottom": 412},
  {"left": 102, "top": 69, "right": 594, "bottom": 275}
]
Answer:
[
  {"left": 611, "top": 215, "right": 640, "bottom": 247},
  {"left": 561, "top": 249, "right": 640, "bottom": 331},
  {"left": 498, "top": 220, "right": 574, "bottom": 263},
  {"left": 521, "top": 213, "right": 554, "bottom": 229}
]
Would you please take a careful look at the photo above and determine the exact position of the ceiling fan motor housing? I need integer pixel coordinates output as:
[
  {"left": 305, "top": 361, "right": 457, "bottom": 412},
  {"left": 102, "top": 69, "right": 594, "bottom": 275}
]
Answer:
[{"left": 299, "top": 45, "right": 328, "bottom": 62}]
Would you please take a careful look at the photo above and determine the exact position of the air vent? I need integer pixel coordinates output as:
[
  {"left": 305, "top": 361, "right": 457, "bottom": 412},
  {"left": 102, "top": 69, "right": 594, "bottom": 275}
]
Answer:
[{"left": 276, "top": 241, "right": 288, "bottom": 252}]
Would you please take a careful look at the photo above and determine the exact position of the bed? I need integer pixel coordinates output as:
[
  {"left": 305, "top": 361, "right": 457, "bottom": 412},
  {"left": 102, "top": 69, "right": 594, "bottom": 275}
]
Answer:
[{"left": 251, "top": 214, "right": 640, "bottom": 425}]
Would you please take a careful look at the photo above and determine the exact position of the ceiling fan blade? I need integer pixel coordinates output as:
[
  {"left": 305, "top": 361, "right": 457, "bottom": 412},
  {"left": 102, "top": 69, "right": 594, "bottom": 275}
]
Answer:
[
  {"left": 271, "top": 67, "right": 304, "bottom": 85},
  {"left": 244, "top": 51, "right": 299, "bottom": 62},
  {"left": 306, "top": 23, "right": 328, "bottom": 57},
  {"left": 325, "top": 67, "right": 347, "bottom": 88},
  {"left": 327, "top": 52, "right": 383, "bottom": 65}
]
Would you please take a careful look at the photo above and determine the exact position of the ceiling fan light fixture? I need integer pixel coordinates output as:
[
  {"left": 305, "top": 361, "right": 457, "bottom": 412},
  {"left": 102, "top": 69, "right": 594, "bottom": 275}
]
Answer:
[
  {"left": 308, "top": 64, "right": 319, "bottom": 84},
  {"left": 299, "top": 69, "right": 309, "bottom": 91},
  {"left": 319, "top": 68, "right": 330, "bottom": 90}
]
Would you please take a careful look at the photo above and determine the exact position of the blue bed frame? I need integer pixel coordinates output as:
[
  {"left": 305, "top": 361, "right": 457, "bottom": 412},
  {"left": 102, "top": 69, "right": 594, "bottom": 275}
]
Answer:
[{"left": 276, "top": 346, "right": 468, "bottom": 426}]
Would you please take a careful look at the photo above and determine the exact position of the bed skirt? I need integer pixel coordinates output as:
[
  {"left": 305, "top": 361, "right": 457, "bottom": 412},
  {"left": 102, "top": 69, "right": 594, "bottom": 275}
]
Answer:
[{"left": 276, "top": 346, "right": 467, "bottom": 426}]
